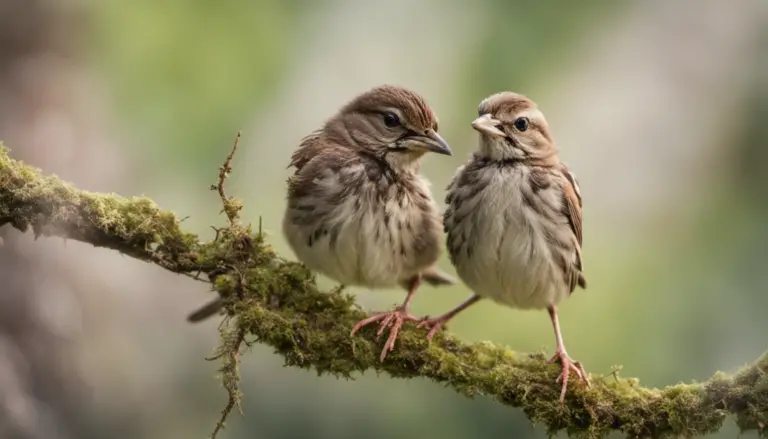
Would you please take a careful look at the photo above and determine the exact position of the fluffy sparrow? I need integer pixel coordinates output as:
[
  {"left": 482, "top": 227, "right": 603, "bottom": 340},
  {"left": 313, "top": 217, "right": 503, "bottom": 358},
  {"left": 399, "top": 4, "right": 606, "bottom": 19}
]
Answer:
[
  {"left": 281, "top": 85, "right": 455, "bottom": 361},
  {"left": 418, "top": 91, "right": 589, "bottom": 401},
  {"left": 185, "top": 86, "right": 454, "bottom": 339}
]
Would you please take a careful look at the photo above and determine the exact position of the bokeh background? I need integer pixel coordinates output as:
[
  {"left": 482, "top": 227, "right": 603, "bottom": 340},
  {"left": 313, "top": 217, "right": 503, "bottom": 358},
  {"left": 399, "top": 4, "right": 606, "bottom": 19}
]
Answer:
[{"left": 0, "top": 0, "right": 766, "bottom": 438}]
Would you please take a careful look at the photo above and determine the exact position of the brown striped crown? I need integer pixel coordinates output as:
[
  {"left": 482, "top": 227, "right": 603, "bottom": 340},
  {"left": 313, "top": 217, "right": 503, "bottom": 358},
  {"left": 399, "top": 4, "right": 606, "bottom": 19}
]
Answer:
[{"left": 340, "top": 85, "right": 438, "bottom": 132}]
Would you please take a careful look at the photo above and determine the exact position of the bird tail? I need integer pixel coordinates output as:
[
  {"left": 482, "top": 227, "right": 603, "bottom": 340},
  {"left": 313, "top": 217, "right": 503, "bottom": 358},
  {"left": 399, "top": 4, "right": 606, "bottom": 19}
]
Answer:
[
  {"left": 420, "top": 266, "right": 456, "bottom": 287},
  {"left": 187, "top": 298, "right": 224, "bottom": 323}
]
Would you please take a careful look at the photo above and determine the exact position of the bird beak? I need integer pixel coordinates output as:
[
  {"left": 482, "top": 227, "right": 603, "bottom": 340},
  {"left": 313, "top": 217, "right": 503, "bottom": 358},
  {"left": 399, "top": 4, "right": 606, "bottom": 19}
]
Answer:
[
  {"left": 420, "top": 129, "right": 452, "bottom": 156},
  {"left": 472, "top": 114, "right": 506, "bottom": 138}
]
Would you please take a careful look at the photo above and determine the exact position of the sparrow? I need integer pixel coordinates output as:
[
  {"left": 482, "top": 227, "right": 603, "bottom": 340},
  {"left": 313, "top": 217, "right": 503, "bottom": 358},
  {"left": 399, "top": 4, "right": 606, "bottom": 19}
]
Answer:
[
  {"left": 186, "top": 87, "right": 454, "bottom": 329},
  {"left": 417, "top": 91, "right": 589, "bottom": 401},
  {"left": 185, "top": 86, "right": 454, "bottom": 343},
  {"left": 280, "top": 85, "right": 455, "bottom": 361}
]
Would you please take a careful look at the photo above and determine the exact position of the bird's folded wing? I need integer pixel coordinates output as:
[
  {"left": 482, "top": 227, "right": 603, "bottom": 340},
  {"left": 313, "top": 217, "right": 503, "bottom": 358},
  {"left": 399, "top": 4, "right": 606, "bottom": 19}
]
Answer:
[{"left": 559, "top": 163, "right": 586, "bottom": 290}]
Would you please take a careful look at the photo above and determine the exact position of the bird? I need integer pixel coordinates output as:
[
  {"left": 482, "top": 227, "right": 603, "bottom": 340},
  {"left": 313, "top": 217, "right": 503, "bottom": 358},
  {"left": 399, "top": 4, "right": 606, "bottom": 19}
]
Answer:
[
  {"left": 417, "top": 91, "right": 589, "bottom": 402},
  {"left": 188, "top": 85, "right": 455, "bottom": 363},
  {"left": 282, "top": 85, "right": 456, "bottom": 361}
]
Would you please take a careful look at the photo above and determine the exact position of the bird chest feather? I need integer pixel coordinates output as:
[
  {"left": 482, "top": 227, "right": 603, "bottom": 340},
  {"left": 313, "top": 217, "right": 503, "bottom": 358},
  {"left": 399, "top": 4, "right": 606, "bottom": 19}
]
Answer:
[
  {"left": 445, "top": 162, "right": 573, "bottom": 309},
  {"left": 284, "top": 160, "right": 442, "bottom": 288}
]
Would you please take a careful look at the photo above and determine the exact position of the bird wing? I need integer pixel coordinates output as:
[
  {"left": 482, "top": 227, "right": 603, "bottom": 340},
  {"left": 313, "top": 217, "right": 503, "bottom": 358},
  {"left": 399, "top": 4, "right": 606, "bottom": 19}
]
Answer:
[
  {"left": 286, "top": 129, "right": 348, "bottom": 201},
  {"left": 288, "top": 129, "right": 325, "bottom": 172},
  {"left": 287, "top": 148, "right": 346, "bottom": 209},
  {"left": 559, "top": 163, "right": 586, "bottom": 290},
  {"left": 284, "top": 141, "right": 361, "bottom": 253},
  {"left": 560, "top": 164, "right": 582, "bottom": 246},
  {"left": 443, "top": 161, "right": 470, "bottom": 233}
]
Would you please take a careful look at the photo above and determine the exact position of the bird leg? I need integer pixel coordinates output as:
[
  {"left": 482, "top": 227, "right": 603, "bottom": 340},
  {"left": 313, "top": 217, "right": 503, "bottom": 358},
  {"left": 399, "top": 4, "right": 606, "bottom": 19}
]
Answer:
[
  {"left": 417, "top": 295, "right": 481, "bottom": 341},
  {"left": 350, "top": 276, "right": 422, "bottom": 362},
  {"left": 546, "top": 305, "right": 590, "bottom": 402}
]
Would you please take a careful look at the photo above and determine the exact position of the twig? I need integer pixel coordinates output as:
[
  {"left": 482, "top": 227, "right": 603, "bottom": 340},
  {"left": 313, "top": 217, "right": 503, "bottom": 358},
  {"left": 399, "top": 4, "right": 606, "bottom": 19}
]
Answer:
[
  {"left": 212, "top": 131, "right": 242, "bottom": 226},
  {"left": 207, "top": 133, "right": 254, "bottom": 437},
  {"left": 210, "top": 326, "right": 246, "bottom": 439}
]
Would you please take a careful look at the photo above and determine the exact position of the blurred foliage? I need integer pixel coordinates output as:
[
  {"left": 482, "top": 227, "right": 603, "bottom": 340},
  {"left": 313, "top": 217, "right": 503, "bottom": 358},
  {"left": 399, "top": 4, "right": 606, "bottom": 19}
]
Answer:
[
  {"left": 88, "top": 0, "right": 294, "bottom": 179},
  {"left": 461, "top": 0, "right": 622, "bottom": 102},
  {"left": 735, "top": 75, "right": 768, "bottom": 208}
]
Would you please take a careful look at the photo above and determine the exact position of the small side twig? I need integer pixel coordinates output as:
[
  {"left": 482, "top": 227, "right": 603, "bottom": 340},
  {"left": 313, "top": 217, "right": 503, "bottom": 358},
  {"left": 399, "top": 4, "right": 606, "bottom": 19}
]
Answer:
[
  {"left": 210, "top": 326, "right": 247, "bottom": 439},
  {"left": 206, "top": 133, "right": 253, "bottom": 438},
  {"left": 211, "top": 131, "right": 242, "bottom": 226},
  {"left": 209, "top": 269, "right": 250, "bottom": 438}
]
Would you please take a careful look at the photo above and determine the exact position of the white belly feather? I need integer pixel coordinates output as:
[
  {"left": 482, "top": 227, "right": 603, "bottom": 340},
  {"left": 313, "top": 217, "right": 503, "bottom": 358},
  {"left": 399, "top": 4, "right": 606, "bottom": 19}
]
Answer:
[
  {"left": 283, "top": 169, "right": 440, "bottom": 288},
  {"left": 447, "top": 166, "right": 569, "bottom": 309}
]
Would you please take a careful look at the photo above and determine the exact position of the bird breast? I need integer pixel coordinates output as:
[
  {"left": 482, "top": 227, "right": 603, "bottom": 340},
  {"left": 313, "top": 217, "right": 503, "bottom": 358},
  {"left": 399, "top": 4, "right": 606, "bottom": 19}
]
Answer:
[
  {"left": 283, "top": 164, "right": 443, "bottom": 288},
  {"left": 445, "top": 162, "right": 573, "bottom": 309}
]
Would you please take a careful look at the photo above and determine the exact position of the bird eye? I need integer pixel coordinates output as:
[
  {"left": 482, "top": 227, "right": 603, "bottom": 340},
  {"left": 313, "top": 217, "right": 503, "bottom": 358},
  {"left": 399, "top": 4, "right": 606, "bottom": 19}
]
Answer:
[
  {"left": 514, "top": 117, "right": 529, "bottom": 132},
  {"left": 383, "top": 112, "right": 401, "bottom": 128}
]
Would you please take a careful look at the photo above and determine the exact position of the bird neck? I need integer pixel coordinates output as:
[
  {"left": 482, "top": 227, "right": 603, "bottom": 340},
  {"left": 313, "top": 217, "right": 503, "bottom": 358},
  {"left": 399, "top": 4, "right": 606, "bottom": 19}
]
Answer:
[
  {"left": 382, "top": 150, "right": 423, "bottom": 174},
  {"left": 477, "top": 138, "right": 560, "bottom": 167},
  {"left": 356, "top": 149, "right": 421, "bottom": 179},
  {"left": 525, "top": 150, "right": 560, "bottom": 167}
]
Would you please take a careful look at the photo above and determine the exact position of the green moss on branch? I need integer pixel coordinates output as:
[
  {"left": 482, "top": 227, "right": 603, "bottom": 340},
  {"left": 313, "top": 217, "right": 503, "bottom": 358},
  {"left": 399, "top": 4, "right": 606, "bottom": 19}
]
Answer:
[{"left": 0, "top": 143, "right": 765, "bottom": 438}]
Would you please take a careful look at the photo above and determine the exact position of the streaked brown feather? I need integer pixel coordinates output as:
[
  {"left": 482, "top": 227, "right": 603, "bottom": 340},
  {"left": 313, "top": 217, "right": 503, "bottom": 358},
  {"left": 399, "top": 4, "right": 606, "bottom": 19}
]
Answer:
[
  {"left": 283, "top": 85, "right": 450, "bottom": 290},
  {"left": 559, "top": 164, "right": 586, "bottom": 290},
  {"left": 341, "top": 84, "right": 438, "bottom": 131},
  {"left": 288, "top": 129, "right": 325, "bottom": 171},
  {"left": 560, "top": 165, "right": 582, "bottom": 246}
]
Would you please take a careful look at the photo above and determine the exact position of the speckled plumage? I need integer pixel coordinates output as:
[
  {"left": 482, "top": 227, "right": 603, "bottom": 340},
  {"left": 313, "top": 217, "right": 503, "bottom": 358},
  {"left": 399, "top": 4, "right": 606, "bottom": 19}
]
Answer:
[
  {"left": 283, "top": 135, "right": 445, "bottom": 289},
  {"left": 186, "top": 86, "right": 453, "bottom": 333},
  {"left": 283, "top": 85, "right": 455, "bottom": 361},
  {"left": 419, "top": 91, "right": 590, "bottom": 401},
  {"left": 444, "top": 156, "right": 584, "bottom": 309}
]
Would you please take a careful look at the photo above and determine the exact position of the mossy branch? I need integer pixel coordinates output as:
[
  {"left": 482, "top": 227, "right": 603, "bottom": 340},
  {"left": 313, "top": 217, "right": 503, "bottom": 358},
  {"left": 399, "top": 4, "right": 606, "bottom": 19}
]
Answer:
[{"left": 0, "top": 142, "right": 766, "bottom": 439}]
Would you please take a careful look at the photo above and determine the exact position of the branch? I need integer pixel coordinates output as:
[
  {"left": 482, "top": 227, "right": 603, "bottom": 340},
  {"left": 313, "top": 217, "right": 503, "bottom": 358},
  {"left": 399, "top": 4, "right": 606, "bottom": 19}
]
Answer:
[{"left": 0, "top": 142, "right": 765, "bottom": 439}]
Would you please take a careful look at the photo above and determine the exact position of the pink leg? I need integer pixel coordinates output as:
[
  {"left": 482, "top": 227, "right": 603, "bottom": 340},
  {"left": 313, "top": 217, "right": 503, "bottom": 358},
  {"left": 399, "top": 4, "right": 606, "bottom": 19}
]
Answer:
[
  {"left": 350, "top": 276, "right": 421, "bottom": 362},
  {"left": 546, "top": 305, "right": 590, "bottom": 402},
  {"left": 417, "top": 295, "right": 481, "bottom": 341}
]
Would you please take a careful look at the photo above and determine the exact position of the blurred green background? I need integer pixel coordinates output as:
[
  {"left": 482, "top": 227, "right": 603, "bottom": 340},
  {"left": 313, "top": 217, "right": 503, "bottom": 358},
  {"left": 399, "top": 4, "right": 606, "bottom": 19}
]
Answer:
[{"left": 0, "top": 0, "right": 766, "bottom": 438}]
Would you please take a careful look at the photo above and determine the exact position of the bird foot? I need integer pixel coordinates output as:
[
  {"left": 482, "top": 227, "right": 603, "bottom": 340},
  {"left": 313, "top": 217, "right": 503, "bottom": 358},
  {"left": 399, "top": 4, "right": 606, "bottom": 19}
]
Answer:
[
  {"left": 416, "top": 315, "right": 450, "bottom": 342},
  {"left": 350, "top": 307, "right": 419, "bottom": 362},
  {"left": 547, "top": 350, "right": 590, "bottom": 403}
]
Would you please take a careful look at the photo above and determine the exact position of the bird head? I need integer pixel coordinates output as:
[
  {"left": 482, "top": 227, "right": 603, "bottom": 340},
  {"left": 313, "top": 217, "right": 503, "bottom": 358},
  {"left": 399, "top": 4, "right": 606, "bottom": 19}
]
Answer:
[
  {"left": 325, "top": 85, "right": 451, "bottom": 171},
  {"left": 471, "top": 92, "right": 558, "bottom": 164}
]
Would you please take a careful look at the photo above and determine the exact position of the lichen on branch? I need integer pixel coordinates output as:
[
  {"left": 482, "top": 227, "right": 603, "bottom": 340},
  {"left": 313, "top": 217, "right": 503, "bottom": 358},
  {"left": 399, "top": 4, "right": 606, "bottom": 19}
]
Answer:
[{"left": 0, "top": 142, "right": 765, "bottom": 439}]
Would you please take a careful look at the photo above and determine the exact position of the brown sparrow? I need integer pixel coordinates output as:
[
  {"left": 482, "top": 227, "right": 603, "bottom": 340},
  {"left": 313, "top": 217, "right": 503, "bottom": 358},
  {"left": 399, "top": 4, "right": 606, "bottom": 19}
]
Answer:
[
  {"left": 281, "top": 85, "right": 455, "bottom": 361},
  {"left": 418, "top": 91, "right": 589, "bottom": 401}
]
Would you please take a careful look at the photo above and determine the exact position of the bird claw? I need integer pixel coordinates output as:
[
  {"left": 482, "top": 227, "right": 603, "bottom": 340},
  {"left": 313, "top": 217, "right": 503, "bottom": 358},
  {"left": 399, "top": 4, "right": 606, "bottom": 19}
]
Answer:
[
  {"left": 547, "top": 350, "right": 590, "bottom": 402},
  {"left": 416, "top": 316, "right": 449, "bottom": 342},
  {"left": 350, "top": 308, "right": 419, "bottom": 362},
  {"left": 376, "top": 313, "right": 396, "bottom": 340}
]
